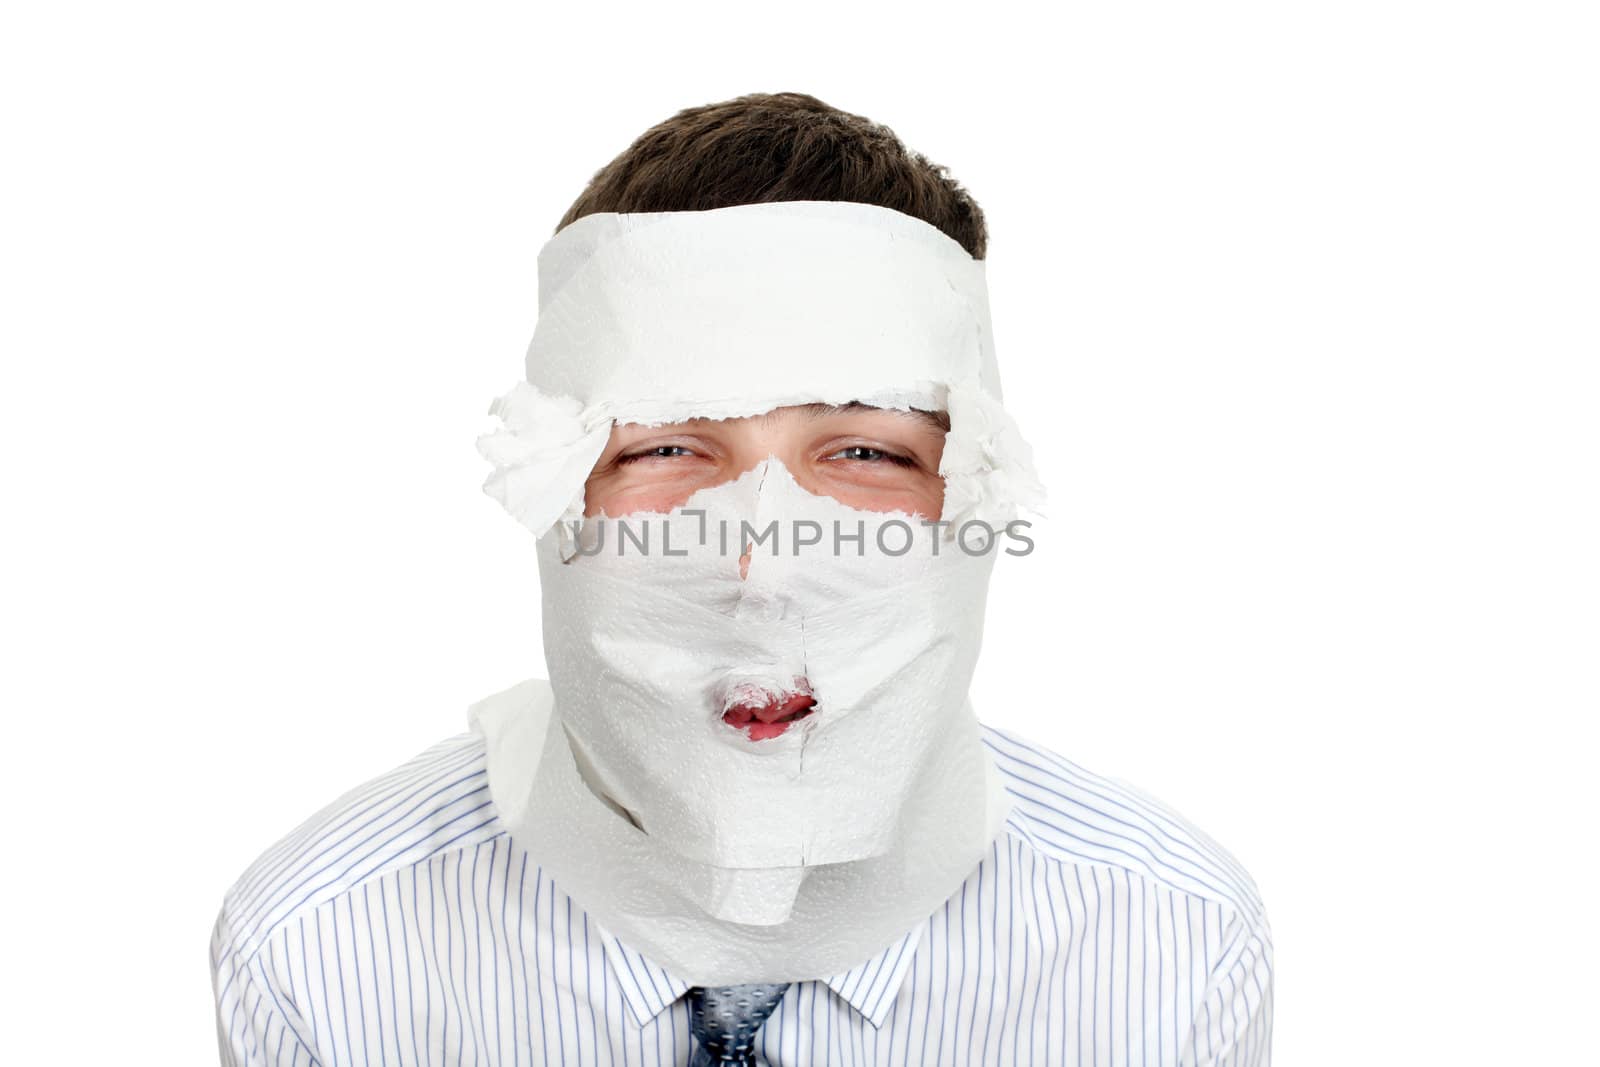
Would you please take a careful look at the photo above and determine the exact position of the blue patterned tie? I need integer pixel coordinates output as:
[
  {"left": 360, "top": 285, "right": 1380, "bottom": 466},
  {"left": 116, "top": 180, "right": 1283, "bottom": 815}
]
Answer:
[{"left": 686, "top": 982, "right": 791, "bottom": 1066}]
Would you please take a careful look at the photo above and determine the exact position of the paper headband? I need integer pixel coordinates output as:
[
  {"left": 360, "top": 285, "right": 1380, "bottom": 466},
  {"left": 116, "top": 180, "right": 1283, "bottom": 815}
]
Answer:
[{"left": 476, "top": 200, "right": 1044, "bottom": 545}]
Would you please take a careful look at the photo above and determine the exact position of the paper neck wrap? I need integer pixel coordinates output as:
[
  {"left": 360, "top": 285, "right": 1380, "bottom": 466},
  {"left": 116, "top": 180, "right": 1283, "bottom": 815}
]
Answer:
[{"left": 476, "top": 200, "right": 1045, "bottom": 556}]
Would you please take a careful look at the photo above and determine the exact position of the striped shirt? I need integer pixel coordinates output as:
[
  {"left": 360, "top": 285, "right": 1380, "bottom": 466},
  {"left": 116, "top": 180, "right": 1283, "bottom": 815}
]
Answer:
[{"left": 209, "top": 695, "right": 1273, "bottom": 1066}]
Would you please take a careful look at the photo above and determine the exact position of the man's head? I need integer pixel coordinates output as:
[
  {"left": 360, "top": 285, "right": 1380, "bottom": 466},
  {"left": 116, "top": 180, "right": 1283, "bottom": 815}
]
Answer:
[
  {"left": 473, "top": 94, "right": 1042, "bottom": 972},
  {"left": 554, "top": 91, "right": 982, "bottom": 522}
]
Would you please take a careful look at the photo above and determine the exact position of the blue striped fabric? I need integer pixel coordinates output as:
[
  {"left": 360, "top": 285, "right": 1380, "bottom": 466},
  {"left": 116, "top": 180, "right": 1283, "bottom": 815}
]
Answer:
[{"left": 210, "top": 720, "right": 1272, "bottom": 1066}]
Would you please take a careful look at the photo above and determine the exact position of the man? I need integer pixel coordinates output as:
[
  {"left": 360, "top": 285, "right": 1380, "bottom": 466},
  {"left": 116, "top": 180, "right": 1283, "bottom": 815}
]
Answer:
[{"left": 210, "top": 91, "right": 1273, "bottom": 1066}]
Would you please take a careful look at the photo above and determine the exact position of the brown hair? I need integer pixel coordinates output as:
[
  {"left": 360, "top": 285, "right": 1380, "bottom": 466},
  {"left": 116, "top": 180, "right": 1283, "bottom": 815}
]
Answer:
[{"left": 556, "top": 91, "right": 987, "bottom": 260}]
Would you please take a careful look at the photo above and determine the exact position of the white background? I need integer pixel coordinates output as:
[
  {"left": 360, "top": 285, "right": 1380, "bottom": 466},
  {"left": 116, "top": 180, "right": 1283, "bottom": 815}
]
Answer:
[{"left": 3, "top": 2, "right": 1595, "bottom": 1063}]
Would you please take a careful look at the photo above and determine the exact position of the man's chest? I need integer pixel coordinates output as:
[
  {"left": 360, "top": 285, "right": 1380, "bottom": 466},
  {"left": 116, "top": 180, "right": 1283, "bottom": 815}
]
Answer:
[{"left": 272, "top": 842, "right": 1214, "bottom": 1066}]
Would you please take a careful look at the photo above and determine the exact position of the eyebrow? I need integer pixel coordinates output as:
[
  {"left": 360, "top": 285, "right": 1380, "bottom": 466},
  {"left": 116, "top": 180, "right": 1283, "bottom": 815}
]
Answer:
[{"left": 788, "top": 400, "right": 951, "bottom": 433}]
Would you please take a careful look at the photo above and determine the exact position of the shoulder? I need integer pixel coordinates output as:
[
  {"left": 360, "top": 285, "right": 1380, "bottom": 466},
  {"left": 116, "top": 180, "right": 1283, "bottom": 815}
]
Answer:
[
  {"left": 210, "top": 727, "right": 504, "bottom": 966},
  {"left": 980, "top": 721, "right": 1269, "bottom": 932}
]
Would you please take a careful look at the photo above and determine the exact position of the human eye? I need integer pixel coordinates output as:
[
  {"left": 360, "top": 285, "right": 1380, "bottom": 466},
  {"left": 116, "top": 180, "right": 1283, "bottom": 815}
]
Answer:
[
  {"left": 615, "top": 444, "right": 698, "bottom": 464},
  {"left": 823, "top": 444, "right": 917, "bottom": 467}
]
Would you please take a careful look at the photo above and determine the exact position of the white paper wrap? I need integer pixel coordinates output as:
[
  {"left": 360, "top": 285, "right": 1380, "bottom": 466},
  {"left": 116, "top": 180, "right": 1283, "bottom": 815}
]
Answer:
[
  {"left": 470, "top": 199, "right": 1043, "bottom": 982},
  {"left": 475, "top": 200, "right": 1045, "bottom": 545},
  {"left": 472, "top": 460, "right": 1015, "bottom": 983}
]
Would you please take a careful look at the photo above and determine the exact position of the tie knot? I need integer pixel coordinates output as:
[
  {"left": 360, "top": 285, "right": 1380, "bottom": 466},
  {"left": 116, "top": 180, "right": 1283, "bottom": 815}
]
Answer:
[{"left": 686, "top": 982, "right": 791, "bottom": 1066}]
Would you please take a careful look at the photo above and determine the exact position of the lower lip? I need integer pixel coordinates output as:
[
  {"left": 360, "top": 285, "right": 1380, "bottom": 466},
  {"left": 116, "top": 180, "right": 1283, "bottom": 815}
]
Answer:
[{"left": 722, "top": 691, "right": 817, "bottom": 740}]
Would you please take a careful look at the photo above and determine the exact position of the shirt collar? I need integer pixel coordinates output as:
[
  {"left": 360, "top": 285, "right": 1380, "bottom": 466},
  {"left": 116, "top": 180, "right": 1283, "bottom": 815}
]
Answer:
[{"left": 595, "top": 916, "right": 928, "bottom": 1031}]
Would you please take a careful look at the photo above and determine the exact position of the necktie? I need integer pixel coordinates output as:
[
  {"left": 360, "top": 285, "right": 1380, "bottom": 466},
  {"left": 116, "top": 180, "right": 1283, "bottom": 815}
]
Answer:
[{"left": 686, "top": 982, "right": 791, "bottom": 1066}]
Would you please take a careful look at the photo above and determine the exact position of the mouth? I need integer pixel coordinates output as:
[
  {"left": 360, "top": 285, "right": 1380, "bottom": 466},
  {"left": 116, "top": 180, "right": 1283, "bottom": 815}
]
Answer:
[{"left": 721, "top": 685, "right": 818, "bottom": 741}]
